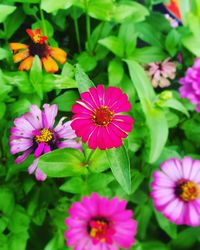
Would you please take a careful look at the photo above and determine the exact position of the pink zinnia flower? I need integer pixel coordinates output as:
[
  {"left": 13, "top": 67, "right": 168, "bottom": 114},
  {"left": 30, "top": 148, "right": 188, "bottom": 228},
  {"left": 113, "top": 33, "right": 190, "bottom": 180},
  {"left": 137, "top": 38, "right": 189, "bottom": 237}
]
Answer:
[
  {"left": 151, "top": 157, "right": 200, "bottom": 226},
  {"left": 9, "top": 104, "right": 81, "bottom": 181},
  {"left": 147, "top": 58, "right": 176, "bottom": 88},
  {"left": 71, "top": 85, "right": 134, "bottom": 150},
  {"left": 65, "top": 193, "right": 137, "bottom": 250},
  {"left": 179, "top": 58, "right": 200, "bottom": 112}
]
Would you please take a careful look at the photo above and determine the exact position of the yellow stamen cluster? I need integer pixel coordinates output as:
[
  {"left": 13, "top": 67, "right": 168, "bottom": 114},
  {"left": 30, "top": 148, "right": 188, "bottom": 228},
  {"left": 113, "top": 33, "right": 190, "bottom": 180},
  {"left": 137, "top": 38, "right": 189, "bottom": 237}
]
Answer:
[
  {"left": 180, "top": 181, "right": 200, "bottom": 202},
  {"left": 90, "top": 221, "right": 107, "bottom": 242},
  {"left": 35, "top": 129, "right": 53, "bottom": 144},
  {"left": 33, "top": 34, "right": 42, "bottom": 44}
]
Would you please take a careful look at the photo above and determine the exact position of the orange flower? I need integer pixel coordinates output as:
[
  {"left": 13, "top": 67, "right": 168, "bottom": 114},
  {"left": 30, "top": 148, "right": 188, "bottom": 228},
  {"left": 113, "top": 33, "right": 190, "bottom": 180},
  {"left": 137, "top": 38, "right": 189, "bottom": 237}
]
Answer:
[{"left": 10, "top": 29, "right": 67, "bottom": 73}]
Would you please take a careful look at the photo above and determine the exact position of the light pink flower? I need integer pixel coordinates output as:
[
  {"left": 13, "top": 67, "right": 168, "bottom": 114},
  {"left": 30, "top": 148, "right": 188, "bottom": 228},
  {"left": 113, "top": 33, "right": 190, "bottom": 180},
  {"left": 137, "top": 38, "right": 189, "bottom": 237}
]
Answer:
[
  {"left": 147, "top": 58, "right": 176, "bottom": 88},
  {"left": 71, "top": 85, "right": 134, "bottom": 150},
  {"left": 65, "top": 193, "right": 137, "bottom": 250},
  {"left": 9, "top": 104, "right": 81, "bottom": 181},
  {"left": 151, "top": 157, "right": 200, "bottom": 226},
  {"left": 164, "top": 14, "right": 179, "bottom": 28}
]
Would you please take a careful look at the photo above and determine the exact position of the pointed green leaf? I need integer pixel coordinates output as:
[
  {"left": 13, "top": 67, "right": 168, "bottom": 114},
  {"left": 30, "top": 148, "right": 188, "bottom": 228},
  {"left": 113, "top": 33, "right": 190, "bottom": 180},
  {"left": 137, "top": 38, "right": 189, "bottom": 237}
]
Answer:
[
  {"left": 38, "top": 148, "right": 87, "bottom": 177},
  {"left": 75, "top": 64, "right": 95, "bottom": 93},
  {"left": 106, "top": 145, "right": 131, "bottom": 194}
]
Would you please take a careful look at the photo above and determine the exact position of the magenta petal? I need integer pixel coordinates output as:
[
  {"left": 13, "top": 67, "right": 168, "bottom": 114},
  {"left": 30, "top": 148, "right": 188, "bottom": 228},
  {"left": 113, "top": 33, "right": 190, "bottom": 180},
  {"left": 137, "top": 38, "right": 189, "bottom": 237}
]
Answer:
[{"left": 34, "top": 142, "right": 45, "bottom": 158}]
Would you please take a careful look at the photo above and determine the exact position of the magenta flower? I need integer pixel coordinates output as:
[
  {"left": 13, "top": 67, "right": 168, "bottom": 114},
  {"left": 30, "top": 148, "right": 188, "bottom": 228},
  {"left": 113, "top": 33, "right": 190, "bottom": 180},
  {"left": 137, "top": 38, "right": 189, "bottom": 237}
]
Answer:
[
  {"left": 179, "top": 58, "right": 200, "bottom": 112},
  {"left": 71, "top": 85, "right": 134, "bottom": 150},
  {"left": 9, "top": 104, "right": 81, "bottom": 181},
  {"left": 147, "top": 58, "right": 176, "bottom": 88},
  {"left": 151, "top": 157, "right": 200, "bottom": 226},
  {"left": 65, "top": 193, "right": 137, "bottom": 250}
]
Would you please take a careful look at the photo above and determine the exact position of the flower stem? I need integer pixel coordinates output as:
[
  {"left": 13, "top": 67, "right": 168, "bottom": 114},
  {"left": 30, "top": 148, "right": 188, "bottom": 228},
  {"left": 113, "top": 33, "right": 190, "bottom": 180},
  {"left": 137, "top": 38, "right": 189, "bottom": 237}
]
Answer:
[
  {"left": 86, "top": 14, "right": 91, "bottom": 40},
  {"left": 86, "top": 149, "right": 96, "bottom": 164},
  {"left": 74, "top": 18, "right": 81, "bottom": 52},
  {"left": 40, "top": 8, "right": 47, "bottom": 36}
]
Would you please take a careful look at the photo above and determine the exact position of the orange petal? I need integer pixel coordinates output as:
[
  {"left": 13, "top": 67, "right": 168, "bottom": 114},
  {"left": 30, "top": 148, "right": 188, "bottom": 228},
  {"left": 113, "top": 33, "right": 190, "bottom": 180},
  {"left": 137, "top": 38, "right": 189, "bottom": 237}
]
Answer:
[
  {"left": 18, "top": 56, "right": 34, "bottom": 71},
  {"left": 42, "top": 56, "right": 59, "bottom": 73},
  {"left": 13, "top": 49, "right": 29, "bottom": 63},
  {"left": 9, "top": 43, "right": 28, "bottom": 51},
  {"left": 50, "top": 47, "right": 67, "bottom": 64}
]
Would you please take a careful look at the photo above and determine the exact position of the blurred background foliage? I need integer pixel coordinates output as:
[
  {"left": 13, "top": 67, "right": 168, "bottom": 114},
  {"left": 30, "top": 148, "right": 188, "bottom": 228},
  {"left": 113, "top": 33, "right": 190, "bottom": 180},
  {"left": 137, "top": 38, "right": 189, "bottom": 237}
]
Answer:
[{"left": 0, "top": 0, "right": 200, "bottom": 249}]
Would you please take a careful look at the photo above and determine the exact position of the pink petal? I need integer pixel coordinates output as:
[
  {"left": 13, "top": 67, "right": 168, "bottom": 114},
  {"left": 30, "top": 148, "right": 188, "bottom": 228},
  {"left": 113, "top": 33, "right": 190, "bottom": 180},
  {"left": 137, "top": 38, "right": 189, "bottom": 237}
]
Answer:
[
  {"left": 35, "top": 168, "right": 47, "bottom": 181},
  {"left": 28, "top": 158, "right": 39, "bottom": 174},
  {"left": 34, "top": 142, "right": 45, "bottom": 158},
  {"left": 42, "top": 104, "right": 57, "bottom": 129},
  {"left": 15, "top": 148, "right": 32, "bottom": 164}
]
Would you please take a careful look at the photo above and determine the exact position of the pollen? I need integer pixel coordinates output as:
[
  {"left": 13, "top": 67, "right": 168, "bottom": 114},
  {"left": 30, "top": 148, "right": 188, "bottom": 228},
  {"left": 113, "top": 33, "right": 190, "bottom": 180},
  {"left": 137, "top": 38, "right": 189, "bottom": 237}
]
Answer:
[
  {"left": 93, "top": 106, "right": 114, "bottom": 126},
  {"left": 35, "top": 129, "right": 53, "bottom": 144},
  {"left": 89, "top": 220, "right": 108, "bottom": 242},
  {"left": 175, "top": 180, "right": 200, "bottom": 202},
  {"left": 33, "top": 34, "right": 42, "bottom": 44}
]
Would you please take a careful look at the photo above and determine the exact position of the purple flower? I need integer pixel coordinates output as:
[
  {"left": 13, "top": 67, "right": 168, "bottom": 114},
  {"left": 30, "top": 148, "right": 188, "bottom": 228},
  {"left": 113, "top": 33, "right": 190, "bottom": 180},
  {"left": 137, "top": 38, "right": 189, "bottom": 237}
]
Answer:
[
  {"left": 179, "top": 58, "right": 200, "bottom": 112},
  {"left": 151, "top": 157, "right": 200, "bottom": 226},
  {"left": 9, "top": 104, "right": 81, "bottom": 181}
]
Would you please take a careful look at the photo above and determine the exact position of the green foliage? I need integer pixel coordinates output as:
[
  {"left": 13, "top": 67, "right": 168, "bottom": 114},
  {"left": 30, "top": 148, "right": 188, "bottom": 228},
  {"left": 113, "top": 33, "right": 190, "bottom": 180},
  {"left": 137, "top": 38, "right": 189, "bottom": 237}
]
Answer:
[{"left": 0, "top": 1, "right": 199, "bottom": 250}]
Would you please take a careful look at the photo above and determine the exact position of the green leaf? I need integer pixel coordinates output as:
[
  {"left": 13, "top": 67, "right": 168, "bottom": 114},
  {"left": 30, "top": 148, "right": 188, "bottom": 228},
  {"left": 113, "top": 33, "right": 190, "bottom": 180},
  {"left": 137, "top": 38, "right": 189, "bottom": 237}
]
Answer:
[
  {"left": 165, "top": 29, "right": 180, "bottom": 57},
  {"left": 41, "top": 0, "right": 73, "bottom": 13},
  {"left": 161, "top": 98, "right": 189, "bottom": 117},
  {"left": 108, "top": 58, "right": 124, "bottom": 86},
  {"left": 142, "top": 241, "right": 170, "bottom": 250},
  {"left": 88, "top": 149, "right": 110, "bottom": 173},
  {"left": 155, "top": 211, "right": 177, "bottom": 239},
  {"left": 8, "top": 206, "right": 30, "bottom": 233},
  {"left": 88, "top": 0, "right": 113, "bottom": 21},
  {"left": 59, "top": 177, "right": 85, "bottom": 193},
  {"left": 77, "top": 51, "right": 97, "bottom": 72},
  {"left": 0, "top": 48, "right": 9, "bottom": 60},
  {"left": 112, "top": 1, "right": 149, "bottom": 23},
  {"left": 38, "top": 148, "right": 87, "bottom": 177},
  {"left": 75, "top": 64, "right": 95, "bottom": 93},
  {"left": 8, "top": 232, "right": 29, "bottom": 250},
  {"left": 52, "top": 90, "right": 79, "bottom": 112},
  {"left": 131, "top": 47, "right": 167, "bottom": 63},
  {"left": 0, "top": 187, "right": 15, "bottom": 216},
  {"left": 99, "top": 36, "right": 124, "bottom": 58},
  {"left": 4, "top": 8, "right": 25, "bottom": 39},
  {"left": 87, "top": 173, "right": 114, "bottom": 192},
  {"left": 0, "top": 102, "right": 6, "bottom": 119},
  {"left": 30, "top": 56, "right": 43, "bottom": 99},
  {"left": 106, "top": 145, "right": 131, "bottom": 194},
  {"left": 126, "top": 60, "right": 168, "bottom": 163},
  {"left": 171, "top": 227, "right": 200, "bottom": 249},
  {"left": 0, "top": 5, "right": 16, "bottom": 23}
]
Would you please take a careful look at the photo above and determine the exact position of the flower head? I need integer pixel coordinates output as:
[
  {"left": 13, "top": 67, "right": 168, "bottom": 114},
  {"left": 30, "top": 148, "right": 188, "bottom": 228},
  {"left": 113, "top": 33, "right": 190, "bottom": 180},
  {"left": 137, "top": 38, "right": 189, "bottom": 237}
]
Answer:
[
  {"left": 10, "top": 28, "right": 66, "bottom": 73},
  {"left": 147, "top": 58, "right": 176, "bottom": 88},
  {"left": 179, "top": 58, "right": 200, "bottom": 112},
  {"left": 9, "top": 104, "right": 81, "bottom": 181},
  {"left": 65, "top": 193, "right": 137, "bottom": 250},
  {"left": 71, "top": 85, "right": 134, "bottom": 150},
  {"left": 164, "top": 14, "right": 179, "bottom": 28},
  {"left": 164, "top": 0, "right": 181, "bottom": 20},
  {"left": 151, "top": 157, "right": 200, "bottom": 226}
]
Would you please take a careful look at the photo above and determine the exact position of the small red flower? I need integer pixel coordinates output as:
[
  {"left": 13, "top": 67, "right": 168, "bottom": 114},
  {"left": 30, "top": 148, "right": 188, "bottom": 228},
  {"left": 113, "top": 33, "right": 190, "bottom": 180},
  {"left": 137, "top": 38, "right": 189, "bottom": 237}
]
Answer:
[{"left": 10, "top": 28, "right": 67, "bottom": 73}]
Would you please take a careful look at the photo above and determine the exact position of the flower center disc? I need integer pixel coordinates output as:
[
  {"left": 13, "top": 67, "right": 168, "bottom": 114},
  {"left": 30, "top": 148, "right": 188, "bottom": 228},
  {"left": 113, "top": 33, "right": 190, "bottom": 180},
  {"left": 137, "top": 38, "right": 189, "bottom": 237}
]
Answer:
[
  {"left": 35, "top": 128, "right": 53, "bottom": 144},
  {"left": 175, "top": 180, "right": 200, "bottom": 202},
  {"left": 93, "top": 106, "right": 114, "bottom": 126},
  {"left": 89, "top": 219, "right": 114, "bottom": 244}
]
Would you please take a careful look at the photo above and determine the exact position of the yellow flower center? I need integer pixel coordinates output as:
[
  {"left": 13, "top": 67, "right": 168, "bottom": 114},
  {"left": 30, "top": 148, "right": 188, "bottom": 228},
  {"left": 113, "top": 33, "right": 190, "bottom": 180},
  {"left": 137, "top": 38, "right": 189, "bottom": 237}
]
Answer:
[
  {"left": 33, "top": 34, "right": 43, "bottom": 44},
  {"left": 90, "top": 220, "right": 107, "bottom": 242},
  {"left": 35, "top": 129, "right": 53, "bottom": 144},
  {"left": 176, "top": 180, "right": 200, "bottom": 202},
  {"left": 92, "top": 106, "right": 114, "bottom": 126}
]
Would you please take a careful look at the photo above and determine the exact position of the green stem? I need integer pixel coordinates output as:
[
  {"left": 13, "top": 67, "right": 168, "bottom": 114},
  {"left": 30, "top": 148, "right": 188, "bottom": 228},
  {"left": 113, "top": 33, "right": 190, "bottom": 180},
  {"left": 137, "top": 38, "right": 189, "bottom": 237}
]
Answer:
[
  {"left": 86, "top": 14, "right": 91, "bottom": 40},
  {"left": 86, "top": 149, "right": 96, "bottom": 163},
  {"left": 40, "top": 8, "right": 47, "bottom": 36},
  {"left": 74, "top": 18, "right": 81, "bottom": 52}
]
